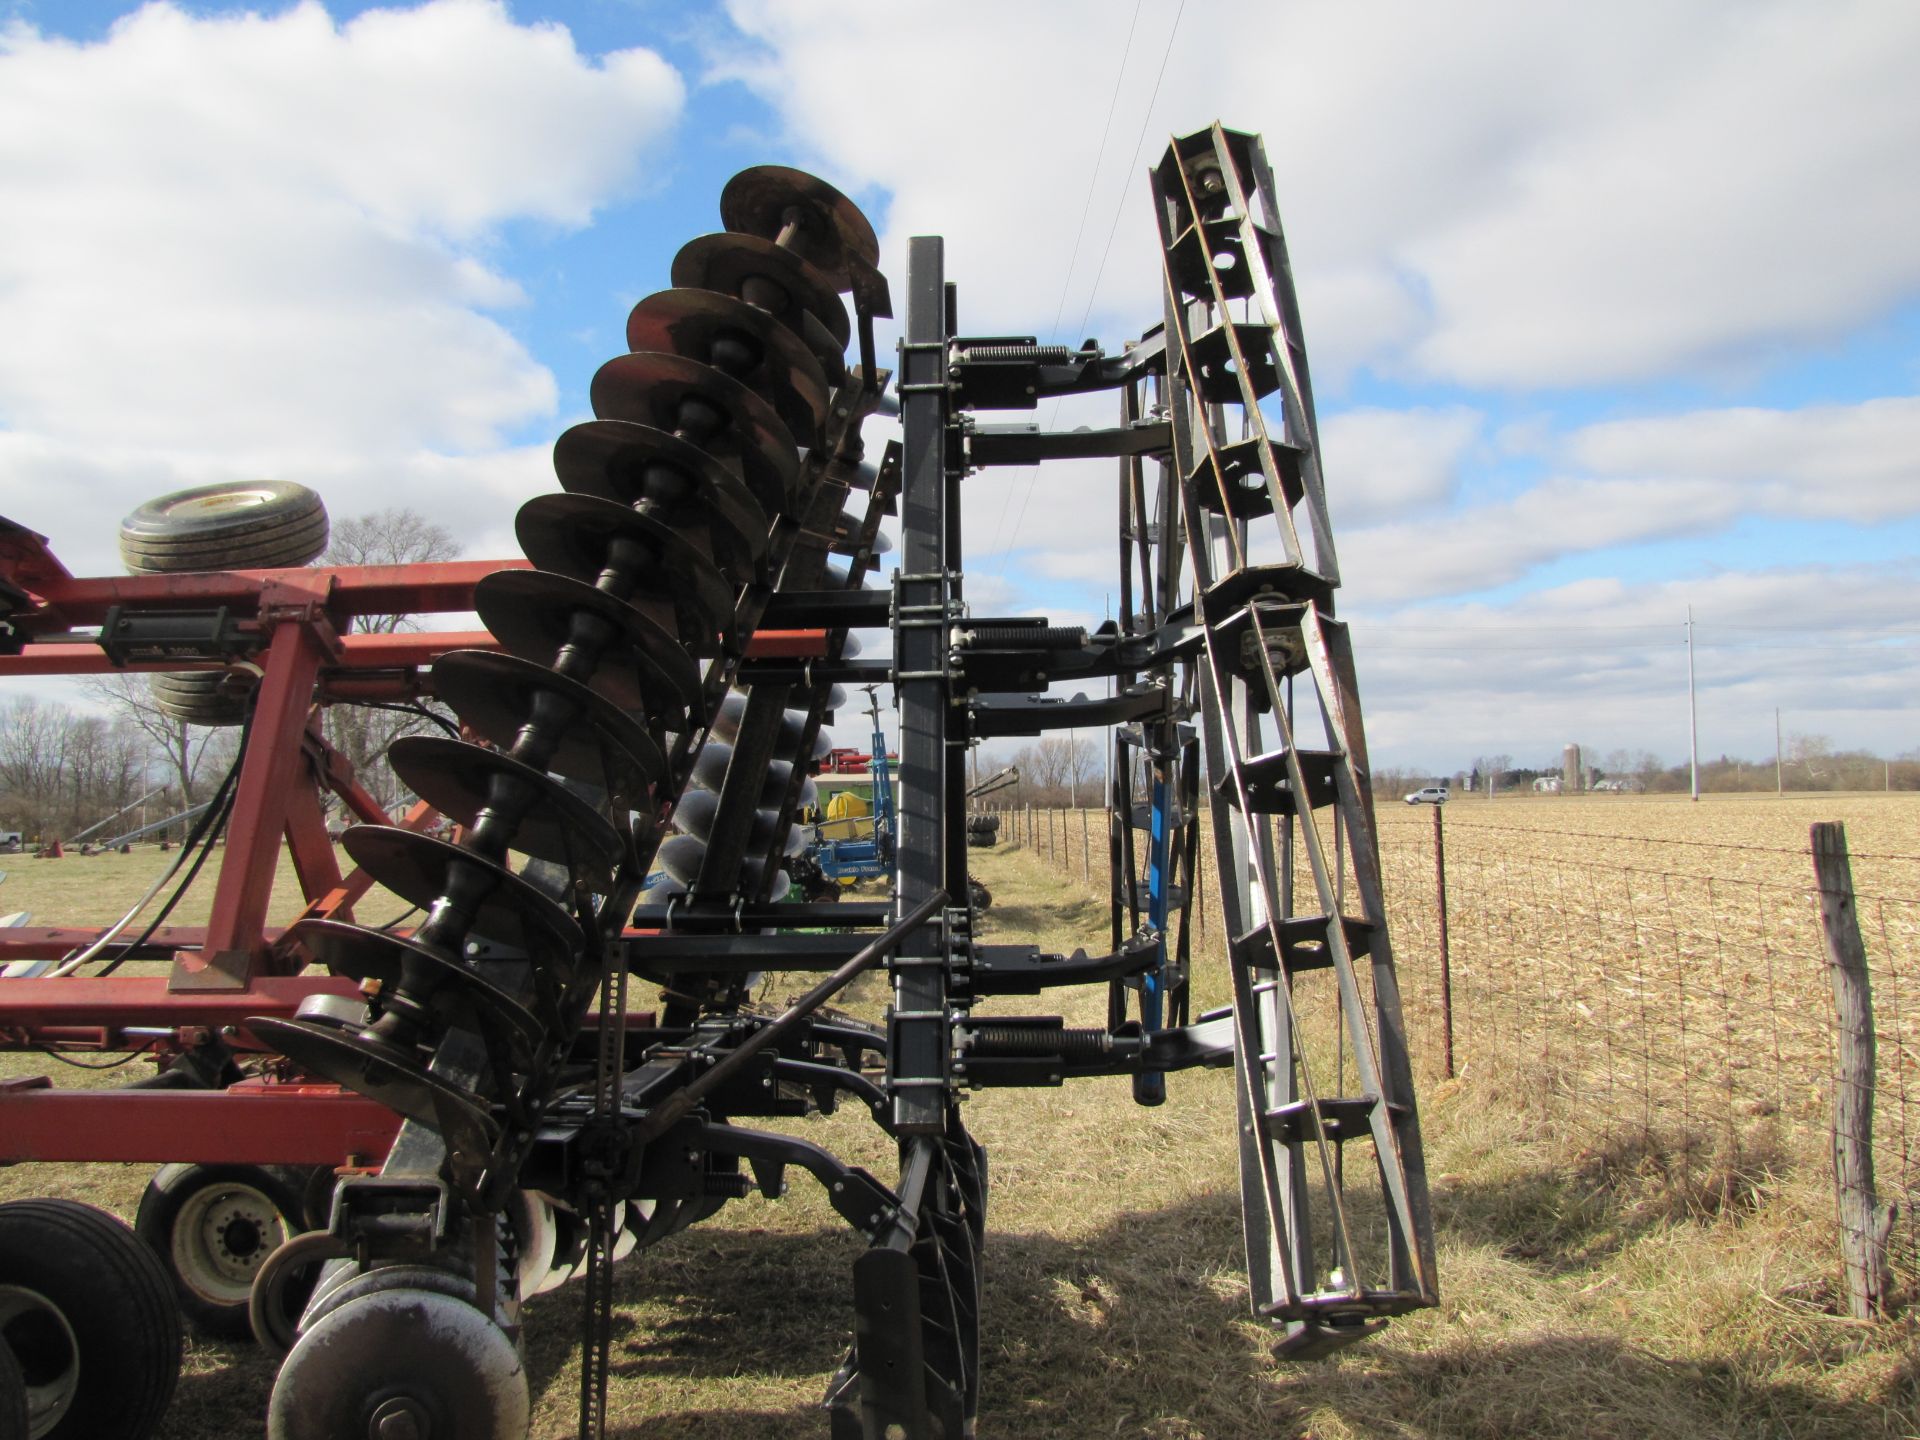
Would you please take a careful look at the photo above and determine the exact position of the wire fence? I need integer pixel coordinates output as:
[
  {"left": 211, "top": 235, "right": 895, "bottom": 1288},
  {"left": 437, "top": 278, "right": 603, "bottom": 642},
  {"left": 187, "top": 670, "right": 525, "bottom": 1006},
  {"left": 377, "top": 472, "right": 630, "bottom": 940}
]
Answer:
[{"left": 989, "top": 801, "right": 1920, "bottom": 1308}]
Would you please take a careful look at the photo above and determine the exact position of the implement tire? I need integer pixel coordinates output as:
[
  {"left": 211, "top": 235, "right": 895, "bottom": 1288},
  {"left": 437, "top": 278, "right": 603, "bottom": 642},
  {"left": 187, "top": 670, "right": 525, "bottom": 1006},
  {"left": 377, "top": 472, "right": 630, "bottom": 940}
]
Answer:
[
  {"left": 0, "top": 1339, "right": 26, "bottom": 1440},
  {"left": 135, "top": 1162, "right": 314, "bottom": 1341},
  {"left": 0, "top": 1198, "right": 181, "bottom": 1440},
  {"left": 118, "top": 481, "right": 329, "bottom": 726}
]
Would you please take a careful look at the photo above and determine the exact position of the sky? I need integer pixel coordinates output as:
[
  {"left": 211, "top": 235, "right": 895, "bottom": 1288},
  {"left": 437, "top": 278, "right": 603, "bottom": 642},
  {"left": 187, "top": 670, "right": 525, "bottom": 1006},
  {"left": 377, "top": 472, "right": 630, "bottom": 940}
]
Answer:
[{"left": 0, "top": 0, "right": 1915, "bottom": 774}]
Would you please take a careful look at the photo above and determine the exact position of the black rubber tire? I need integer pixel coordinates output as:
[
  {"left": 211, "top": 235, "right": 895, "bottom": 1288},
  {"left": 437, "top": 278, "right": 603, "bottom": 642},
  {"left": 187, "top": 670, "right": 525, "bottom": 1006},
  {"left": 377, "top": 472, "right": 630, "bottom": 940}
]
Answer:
[
  {"left": 0, "top": 1198, "right": 181, "bottom": 1440},
  {"left": 118, "top": 481, "right": 329, "bottom": 576},
  {"left": 118, "top": 481, "right": 329, "bottom": 727},
  {"left": 134, "top": 1163, "right": 314, "bottom": 1341},
  {"left": 143, "top": 671, "right": 260, "bottom": 728},
  {"left": 0, "top": 1339, "right": 26, "bottom": 1440}
]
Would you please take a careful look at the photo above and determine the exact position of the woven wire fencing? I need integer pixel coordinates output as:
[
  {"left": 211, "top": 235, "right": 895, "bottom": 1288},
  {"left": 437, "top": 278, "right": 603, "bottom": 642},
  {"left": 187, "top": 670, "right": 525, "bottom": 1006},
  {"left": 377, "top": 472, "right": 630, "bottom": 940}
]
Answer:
[{"left": 995, "top": 802, "right": 1920, "bottom": 1302}]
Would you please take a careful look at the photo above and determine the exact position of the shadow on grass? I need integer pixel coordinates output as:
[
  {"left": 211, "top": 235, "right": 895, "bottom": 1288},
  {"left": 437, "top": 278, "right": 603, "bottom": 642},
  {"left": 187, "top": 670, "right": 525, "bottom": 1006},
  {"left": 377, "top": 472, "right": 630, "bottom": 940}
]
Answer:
[
  {"left": 155, "top": 1147, "right": 1911, "bottom": 1439},
  {"left": 512, "top": 1179, "right": 1918, "bottom": 1440}
]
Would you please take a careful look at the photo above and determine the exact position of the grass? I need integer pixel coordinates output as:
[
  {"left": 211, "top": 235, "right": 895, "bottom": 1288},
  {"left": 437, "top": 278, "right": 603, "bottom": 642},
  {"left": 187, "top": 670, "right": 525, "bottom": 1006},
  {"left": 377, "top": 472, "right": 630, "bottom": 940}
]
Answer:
[{"left": 1, "top": 798, "right": 1917, "bottom": 1436}]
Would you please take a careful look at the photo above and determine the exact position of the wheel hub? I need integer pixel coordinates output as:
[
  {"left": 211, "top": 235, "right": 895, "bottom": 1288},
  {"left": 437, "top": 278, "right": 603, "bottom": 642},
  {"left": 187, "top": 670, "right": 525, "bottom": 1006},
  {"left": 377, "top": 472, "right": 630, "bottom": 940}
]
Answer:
[
  {"left": 370, "top": 1396, "right": 430, "bottom": 1440},
  {"left": 0, "top": 1282, "right": 80, "bottom": 1435},
  {"left": 175, "top": 1183, "right": 287, "bottom": 1300}
]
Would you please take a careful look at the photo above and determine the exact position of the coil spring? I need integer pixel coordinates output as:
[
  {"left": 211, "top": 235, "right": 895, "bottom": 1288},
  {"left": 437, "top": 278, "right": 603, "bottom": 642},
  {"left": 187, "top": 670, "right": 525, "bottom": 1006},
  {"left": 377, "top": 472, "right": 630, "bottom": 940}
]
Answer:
[
  {"left": 962, "top": 625, "right": 1087, "bottom": 647},
  {"left": 955, "top": 344, "right": 1075, "bottom": 364},
  {"left": 966, "top": 1025, "right": 1114, "bottom": 1061}
]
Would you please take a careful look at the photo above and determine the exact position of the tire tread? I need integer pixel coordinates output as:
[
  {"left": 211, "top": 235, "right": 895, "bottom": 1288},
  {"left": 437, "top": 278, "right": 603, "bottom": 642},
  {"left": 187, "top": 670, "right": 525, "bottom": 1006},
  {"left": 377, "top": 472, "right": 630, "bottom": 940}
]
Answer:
[{"left": 0, "top": 1198, "right": 181, "bottom": 1440}]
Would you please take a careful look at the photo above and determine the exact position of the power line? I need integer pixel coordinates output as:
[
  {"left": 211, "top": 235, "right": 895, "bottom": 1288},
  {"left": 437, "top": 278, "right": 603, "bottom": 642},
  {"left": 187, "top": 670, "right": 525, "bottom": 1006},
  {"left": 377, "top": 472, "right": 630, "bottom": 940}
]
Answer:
[
  {"left": 1068, "top": 0, "right": 1189, "bottom": 348},
  {"left": 991, "top": 0, "right": 1189, "bottom": 579},
  {"left": 1045, "top": 0, "right": 1144, "bottom": 348},
  {"left": 981, "top": 0, "right": 1145, "bottom": 566}
]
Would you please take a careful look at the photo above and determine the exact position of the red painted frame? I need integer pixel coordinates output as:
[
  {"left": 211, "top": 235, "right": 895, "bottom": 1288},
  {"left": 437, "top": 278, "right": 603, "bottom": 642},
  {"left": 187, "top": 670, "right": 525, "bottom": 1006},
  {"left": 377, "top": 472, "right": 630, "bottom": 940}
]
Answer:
[{"left": 0, "top": 518, "right": 823, "bottom": 1168}]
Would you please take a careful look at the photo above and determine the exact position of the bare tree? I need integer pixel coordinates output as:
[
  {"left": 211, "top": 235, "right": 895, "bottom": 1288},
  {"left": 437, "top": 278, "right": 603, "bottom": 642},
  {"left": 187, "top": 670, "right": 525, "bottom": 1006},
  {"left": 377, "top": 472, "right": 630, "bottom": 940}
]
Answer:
[
  {"left": 83, "top": 672, "right": 235, "bottom": 811},
  {"left": 0, "top": 697, "right": 69, "bottom": 836},
  {"left": 1787, "top": 731, "right": 1834, "bottom": 788},
  {"left": 0, "top": 696, "right": 152, "bottom": 839},
  {"left": 322, "top": 508, "right": 461, "bottom": 634},
  {"left": 1009, "top": 736, "right": 1100, "bottom": 805},
  {"left": 319, "top": 509, "right": 463, "bottom": 813}
]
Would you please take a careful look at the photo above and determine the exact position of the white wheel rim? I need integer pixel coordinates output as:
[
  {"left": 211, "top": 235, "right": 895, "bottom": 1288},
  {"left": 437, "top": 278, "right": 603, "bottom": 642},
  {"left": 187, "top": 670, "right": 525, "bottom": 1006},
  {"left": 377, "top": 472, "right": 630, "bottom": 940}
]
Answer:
[
  {"left": 0, "top": 1283, "right": 79, "bottom": 1439},
  {"left": 170, "top": 1181, "right": 291, "bottom": 1306}
]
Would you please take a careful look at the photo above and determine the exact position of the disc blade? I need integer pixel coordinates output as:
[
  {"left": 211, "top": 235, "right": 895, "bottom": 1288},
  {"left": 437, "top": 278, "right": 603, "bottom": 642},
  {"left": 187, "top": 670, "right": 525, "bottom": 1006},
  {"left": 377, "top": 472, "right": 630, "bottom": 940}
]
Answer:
[
  {"left": 588, "top": 350, "right": 800, "bottom": 514},
  {"left": 285, "top": 918, "right": 547, "bottom": 1060},
  {"left": 718, "top": 165, "right": 880, "bottom": 285},
  {"left": 513, "top": 494, "right": 735, "bottom": 656},
  {"left": 624, "top": 286, "right": 829, "bottom": 440},
  {"left": 387, "top": 734, "right": 629, "bottom": 889},
  {"left": 474, "top": 568, "right": 701, "bottom": 725},
  {"left": 669, "top": 232, "right": 850, "bottom": 348},
  {"left": 430, "top": 649, "right": 664, "bottom": 800},
  {"left": 249, "top": 1016, "right": 497, "bottom": 1144},
  {"left": 552, "top": 419, "right": 769, "bottom": 581},
  {"left": 340, "top": 824, "right": 584, "bottom": 958}
]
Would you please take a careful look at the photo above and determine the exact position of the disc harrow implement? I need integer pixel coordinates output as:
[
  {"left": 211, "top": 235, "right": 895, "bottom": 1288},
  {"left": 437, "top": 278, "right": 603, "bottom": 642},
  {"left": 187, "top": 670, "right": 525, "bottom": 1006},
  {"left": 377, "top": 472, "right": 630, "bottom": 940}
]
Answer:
[{"left": 0, "top": 122, "right": 1435, "bottom": 1440}]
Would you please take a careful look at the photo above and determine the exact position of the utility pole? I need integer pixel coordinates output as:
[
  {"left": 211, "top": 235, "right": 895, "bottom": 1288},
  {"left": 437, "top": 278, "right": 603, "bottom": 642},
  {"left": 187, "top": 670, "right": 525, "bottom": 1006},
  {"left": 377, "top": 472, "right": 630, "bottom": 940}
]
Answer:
[
  {"left": 1687, "top": 606, "right": 1699, "bottom": 802},
  {"left": 1101, "top": 593, "right": 1112, "bottom": 816},
  {"left": 1069, "top": 726, "right": 1079, "bottom": 809},
  {"left": 1775, "top": 709, "right": 1783, "bottom": 795}
]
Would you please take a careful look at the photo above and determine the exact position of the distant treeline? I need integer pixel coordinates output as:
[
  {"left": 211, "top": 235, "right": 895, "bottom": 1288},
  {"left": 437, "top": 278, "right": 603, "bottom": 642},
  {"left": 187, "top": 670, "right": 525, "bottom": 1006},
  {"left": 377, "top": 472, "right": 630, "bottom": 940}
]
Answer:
[{"left": 1379, "top": 744, "right": 1920, "bottom": 798}]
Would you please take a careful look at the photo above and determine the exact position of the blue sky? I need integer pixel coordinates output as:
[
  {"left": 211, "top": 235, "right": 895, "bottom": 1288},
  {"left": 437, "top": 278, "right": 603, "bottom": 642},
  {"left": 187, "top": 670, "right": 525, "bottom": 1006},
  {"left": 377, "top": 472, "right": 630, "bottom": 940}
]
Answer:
[{"left": 1, "top": 0, "right": 1915, "bottom": 773}]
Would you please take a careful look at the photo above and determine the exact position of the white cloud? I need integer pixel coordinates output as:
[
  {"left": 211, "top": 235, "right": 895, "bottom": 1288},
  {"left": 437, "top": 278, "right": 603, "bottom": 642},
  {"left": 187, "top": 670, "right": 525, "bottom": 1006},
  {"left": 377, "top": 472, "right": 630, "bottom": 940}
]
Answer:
[
  {"left": 1407, "top": 3, "right": 1920, "bottom": 385},
  {"left": 1345, "top": 474, "right": 1740, "bottom": 602},
  {"left": 717, "top": 0, "right": 1920, "bottom": 389},
  {"left": 1337, "top": 393, "right": 1920, "bottom": 602},
  {"left": 1563, "top": 397, "right": 1920, "bottom": 520},
  {"left": 0, "top": 0, "right": 683, "bottom": 572},
  {"left": 1350, "top": 564, "right": 1920, "bottom": 767},
  {"left": 1318, "top": 406, "right": 1479, "bottom": 529}
]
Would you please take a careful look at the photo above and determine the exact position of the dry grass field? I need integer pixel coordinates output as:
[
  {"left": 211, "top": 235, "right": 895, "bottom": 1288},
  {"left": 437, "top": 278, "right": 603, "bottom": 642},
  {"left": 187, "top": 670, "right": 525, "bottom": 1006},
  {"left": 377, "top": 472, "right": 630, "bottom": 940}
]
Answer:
[{"left": 2, "top": 795, "right": 1917, "bottom": 1437}]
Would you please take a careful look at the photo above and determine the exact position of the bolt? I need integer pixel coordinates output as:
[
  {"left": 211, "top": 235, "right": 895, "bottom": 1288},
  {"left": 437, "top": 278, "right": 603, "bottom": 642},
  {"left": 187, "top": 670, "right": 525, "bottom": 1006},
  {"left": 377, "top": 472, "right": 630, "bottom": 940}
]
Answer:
[{"left": 370, "top": 1397, "right": 429, "bottom": 1440}]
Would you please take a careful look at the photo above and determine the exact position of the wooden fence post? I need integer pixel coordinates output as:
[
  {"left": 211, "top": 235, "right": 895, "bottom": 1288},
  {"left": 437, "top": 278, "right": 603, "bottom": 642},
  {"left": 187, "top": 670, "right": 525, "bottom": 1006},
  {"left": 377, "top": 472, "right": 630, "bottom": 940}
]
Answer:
[
  {"left": 1080, "top": 807, "right": 1091, "bottom": 883},
  {"left": 1811, "top": 821, "right": 1892, "bottom": 1320}
]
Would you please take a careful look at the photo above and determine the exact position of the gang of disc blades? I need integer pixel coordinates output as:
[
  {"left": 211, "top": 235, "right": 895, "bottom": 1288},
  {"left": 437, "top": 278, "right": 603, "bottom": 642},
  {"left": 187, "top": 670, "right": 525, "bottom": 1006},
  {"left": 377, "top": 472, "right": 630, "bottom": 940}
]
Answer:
[
  {"left": 340, "top": 823, "right": 584, "bottom": 959},
  {"left": 552, "top": 419, "right": 770, "bottom": 581},
  {"left": 513, "top": 494, "right": 736, "bottom": 656},
  {"left": 284, "top": 918, "right": 547, "bottom": 1062},
  {"left": 710, "top": 693, "right": 808, "bottom": 749},
  {"left": 655, "top": 832, "right": 707, "bottom": 887},
  {"left": 387, "top": 734, "right": 629, "bottom": 890},
  {"left": 430, "top": 649, "right": 663, "bottom": 800},
  {"left": 669, "top": 789, "right": 783, "bottom": 849},
  {"left": 669, "top": 231, "right": 851, "bottom": 348},
  {"left": 249, "top": 1016, "right": 497, "bottom": 1145},
  {"left": 718, "top": 166, "right": 880, "bottom": 287},
  {"left": 625, "top": 287, "right": 829, "bottom": 439},
  {"left": 587, "top": 349, "right": 801, "bottom": 509},
  {"left": 473, "top": 568, "right": 701, "bottom": 724}
]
